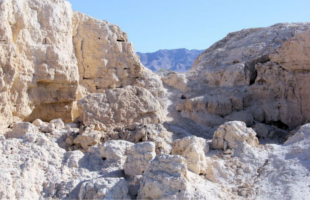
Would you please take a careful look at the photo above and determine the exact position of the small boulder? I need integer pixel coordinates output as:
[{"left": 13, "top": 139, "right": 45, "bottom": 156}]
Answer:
[
  {"left": 6, "top": 122, "right": 39, "bottom": 139},
  {"left": 124, "top": 142, "right": 156, "bottom": 176},
  {"left": 73, "top": 126, "right": 105, "bottom": 149},
  {"left": 172, "top": 136, "right": 209, "bottom": 175},
  {"left": 50, "top": 118, "right": 65, "bottom": 129},
  {"left": 211, "top": 121, "right": 259, "bottom": 152},
  {"left": 138, "top": 155, "right": 192, "bottom": 199},
  {"left": 78, "top": 178, "right": 130, "bottom": 200},
  {"left": 32, "top": 119, "right": 45, "bottom": 127},
  {"left": 253, "top": 123, "right": 269, "bottom": 139},
  {"left": 99, "top": 140, "right": 134, "bottom": 167}
]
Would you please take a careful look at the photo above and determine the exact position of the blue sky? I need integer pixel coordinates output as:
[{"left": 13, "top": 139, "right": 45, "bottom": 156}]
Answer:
[{"left": 67, "top": 0, "right": 310, "bottom": 53}]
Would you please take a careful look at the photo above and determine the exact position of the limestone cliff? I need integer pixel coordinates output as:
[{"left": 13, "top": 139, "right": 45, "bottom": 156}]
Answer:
[{"left": 0, "top": 0, "right": 162, "bottom": 129}]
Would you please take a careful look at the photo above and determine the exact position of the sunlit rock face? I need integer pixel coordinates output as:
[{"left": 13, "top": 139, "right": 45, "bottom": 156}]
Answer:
[
  {"left": 171, "top": 23, "right": 310, "bottom": 129},
  {"left": 0, "top": 0, "right": 163, "bottom": 129}
]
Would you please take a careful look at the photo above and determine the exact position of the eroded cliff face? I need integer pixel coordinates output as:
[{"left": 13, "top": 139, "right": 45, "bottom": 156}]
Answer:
[
  {"left": 169, "top": 23, "right": 310, "bottom": 130},
  {"left": 0, "top": 0, "right": 78, "bottom": 128},
  {"left": 72, "top": 12, "right": 144, "bottom": 94},
  {"left": 0, "top": 0, "right": 159, "bottom": 129}
]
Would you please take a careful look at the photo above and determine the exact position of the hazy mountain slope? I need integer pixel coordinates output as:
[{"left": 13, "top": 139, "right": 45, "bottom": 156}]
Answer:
[{"left": 137, "top": 48, "right": 204, "bottom": 72}]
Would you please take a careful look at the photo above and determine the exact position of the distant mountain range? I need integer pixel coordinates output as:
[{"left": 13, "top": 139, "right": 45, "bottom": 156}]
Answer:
[{"left": 137, "top": 48, "right": 204, "bottom": 72}]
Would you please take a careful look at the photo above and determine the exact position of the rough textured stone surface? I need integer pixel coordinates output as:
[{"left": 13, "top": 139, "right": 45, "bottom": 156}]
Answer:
[
  {"left": 5, "top": 122, "right": 38, "bottom": 139},
  {"left": 32, "top": 119, "right": 45, "bottom": 127},
  {"left": 173, "top": 23, "right": 310, "bottom": 129},
  {"left": 172, "top": 136, "right": 209, "bottom": 174},
  {"left": 78, "top": 178, "right": 130, "bottom": 200},
  {"left": 137, "top": 155, "right": 192, "bottom": 199},
  {"left": 211, "top": 121, "right": 258, "bottom": 152},
  {"left": 78, "top": 86, "right": 163, "bottom": 130},
  {"left": 118, "top": 123, "right": 173, "bottom": 154},
  {"left": 0, "top": 0, "right": 79, "bottom": 128},
  {"left": 73, "top": 128, "right": 104, "bottom": 150},
  {"left": 99, "top": 140, "right": 134, "bottom": 167},
  {"left": 124, "top": 141, "right": 156, "bottom": 176},
  {"left": 0, "top": 0, "right": 162, "bottom": 130},
  {"left": 253, "top": 123, "right": 269, "bottom": 139},
  {"left": 72, "top": 11, "right": 143, "bottom": 93}
]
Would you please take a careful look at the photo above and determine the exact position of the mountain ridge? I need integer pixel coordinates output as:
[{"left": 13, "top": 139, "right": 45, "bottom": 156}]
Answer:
[{"left": 137, "top": 48, "right": 204, "bottom": 72}]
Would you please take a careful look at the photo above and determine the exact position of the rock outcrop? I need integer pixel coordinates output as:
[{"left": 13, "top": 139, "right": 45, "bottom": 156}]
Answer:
[
  {"left": 0, "top": 0, "right": 79, "bottom": 128},
  {"left": 172, "top": 23, "right": 310, "bottom": 130},
  {"left": 0, "top": 0, "right": 163, "bottom": 130},
  {"left": 72, "top": 12, "right": 143, "bottom": 93},
  {"left": 99, "top": 140, "right": 134, "bottom": 168}
]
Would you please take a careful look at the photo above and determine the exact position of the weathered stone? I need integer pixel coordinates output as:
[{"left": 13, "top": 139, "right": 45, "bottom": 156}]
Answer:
[
  {"left": 253, "top": 123, "right": 269, "bottom": 139},
  {"left": 78, "top": 178, "right": 130, "bottom": 200},
  {"left": 120, "top": 123, "right": 173, "bottom": 154},
  {"left": 211, "top": 121, "right": 259, "bottom": 152},
  {"left": 99, "top": 140, "right": 134, "bottom": 167},
  {"left": 6, "top": 122, "right": 39, "bottom": 139},
  {"left": 78, "top": 86, "right": 163, "bottom": 130},
  {"left": 172, "top": 136, "right": 209, "bottom": 174},
  {"left": 124, "top": 142, "right": 156, "bottom": 176},
  {"left": 137, "top": 155, "right": 192, "bottom": 199}
]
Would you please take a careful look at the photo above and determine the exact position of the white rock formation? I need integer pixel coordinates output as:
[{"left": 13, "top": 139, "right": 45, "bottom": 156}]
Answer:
[
  {"left": 73, "top": 128, "right": 104, "bottom": 150},
  {"left": 5, "top": 122, "right": 39, "bottom": 139},
  {"left": 124, "top": 141, "right": 156, "bottom": 176},
  {"left": 99, "top": 140, "right": 134, "bottom": 167},
  {"left": 78, "top": 86, "right": 163, "bottom": 130},
  {"left": 172, "top": 136, "right": 209, "bottom": 175},
  {"left": 0, "top": 0, "right": 164, "bottom": 130},
  {"left": 0, "top": 0, "right": 79, "bottom": 128},
  {"left": 137, "top": 155, "right": 192, "bottom": 199},
  {"left": 211, "top": 121, "right": 258, "bottom": 153},
  {"left": 78, "top": 178, "right": 130, "bottom": 200},
  {"left": 173, "top": 23, "right": 310, "bottom": 130}
]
